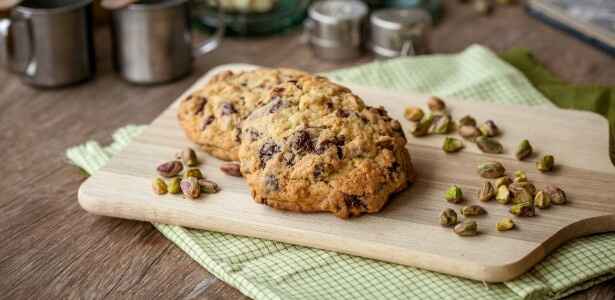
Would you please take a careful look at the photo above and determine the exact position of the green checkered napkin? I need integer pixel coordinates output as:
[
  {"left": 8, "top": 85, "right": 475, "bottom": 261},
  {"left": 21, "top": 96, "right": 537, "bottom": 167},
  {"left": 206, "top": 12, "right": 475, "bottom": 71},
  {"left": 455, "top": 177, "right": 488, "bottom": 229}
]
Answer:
[{"left": 67, "top": 45, "right": 615, "bottom": 300}]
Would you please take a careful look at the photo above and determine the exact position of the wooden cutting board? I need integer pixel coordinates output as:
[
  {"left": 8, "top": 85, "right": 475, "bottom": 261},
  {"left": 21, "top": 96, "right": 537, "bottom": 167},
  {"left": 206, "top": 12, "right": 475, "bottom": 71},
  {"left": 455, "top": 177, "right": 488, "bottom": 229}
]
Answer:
[{"left": 78, "top": 64, "right": 615, "bottom": 282}]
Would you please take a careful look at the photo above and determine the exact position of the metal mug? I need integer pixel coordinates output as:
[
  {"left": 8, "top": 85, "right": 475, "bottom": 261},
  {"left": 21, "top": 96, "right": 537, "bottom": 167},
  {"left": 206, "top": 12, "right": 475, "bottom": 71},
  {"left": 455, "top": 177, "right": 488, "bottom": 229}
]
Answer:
[
  {"left": 110, "top": 0, "right": 224, "bottom": 84},
  {"left": 0, "top": 0, "right": 95, "bottom": 87}
]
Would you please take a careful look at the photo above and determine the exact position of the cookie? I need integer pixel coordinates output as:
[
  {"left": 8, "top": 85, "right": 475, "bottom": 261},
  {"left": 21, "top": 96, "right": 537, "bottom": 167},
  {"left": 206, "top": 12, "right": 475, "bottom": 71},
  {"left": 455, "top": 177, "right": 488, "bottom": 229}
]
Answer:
[
  {"left": 178, "top": 68, "right": 309, "bottom": 161},
  {"left": 238, "top": 75, "right": 416, "bottom": 218}
]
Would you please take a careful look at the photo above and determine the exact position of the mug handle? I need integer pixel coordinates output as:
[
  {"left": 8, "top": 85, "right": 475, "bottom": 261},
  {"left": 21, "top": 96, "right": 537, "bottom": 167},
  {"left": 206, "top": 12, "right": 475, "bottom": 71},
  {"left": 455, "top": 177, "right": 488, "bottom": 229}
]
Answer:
[
  {"left": 0, "top": 14, "right": 34, "bottom": 75},
  {"left": 0, "top": 19, "right": 10, "bottom": 67},
  {"left": 192, "top": 0, "right": 225, "bottom": 57}
]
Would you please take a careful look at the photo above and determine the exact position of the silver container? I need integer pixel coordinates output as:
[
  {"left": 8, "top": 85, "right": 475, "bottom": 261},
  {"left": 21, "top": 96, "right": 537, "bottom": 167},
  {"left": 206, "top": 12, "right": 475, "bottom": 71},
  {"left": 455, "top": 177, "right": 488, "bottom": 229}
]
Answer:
[
  {"left": 0, "top": 0, "right": 95, "bottom": 87},
  {"left": 110, "top": 0, "right": 224, "bottom": 84},
  {"left": 369, "top": 8, "right": 432, "bottom": 58},
  {"left": 305, "top": 0, "right": 368, "bottom": 61}
]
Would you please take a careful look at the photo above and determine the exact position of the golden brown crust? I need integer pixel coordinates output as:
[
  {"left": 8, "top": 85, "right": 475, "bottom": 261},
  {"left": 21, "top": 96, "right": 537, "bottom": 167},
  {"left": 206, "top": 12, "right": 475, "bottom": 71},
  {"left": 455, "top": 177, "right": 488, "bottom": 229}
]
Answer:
[
  {"left": 238, "top": 75, "right": 415, "bottom": 218},
  {"left": 177, "top": 68, "right": 310, "bottom": 161}
]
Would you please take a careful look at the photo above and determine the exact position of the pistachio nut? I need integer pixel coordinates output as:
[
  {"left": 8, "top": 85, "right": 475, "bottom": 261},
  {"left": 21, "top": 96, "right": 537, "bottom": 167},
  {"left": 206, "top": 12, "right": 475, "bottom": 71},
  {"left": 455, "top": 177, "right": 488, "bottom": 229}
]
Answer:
[
  {"left": 157, "top": 160, "right": 183, "bottom": 177},
  {"left": 477, "top": 161, "right": 505, "bottom": 178},
  {"left": 494, "top": 176, "right": 512, "bottom": 188},
  {"left": 479, "top": 120, "right": 499, "bottom": 137},
  {"left": 152, "top": 178, "right": 168, "bottom": 195},
  {"left": 509, "top": 181, "right": 536, "bottom": 197},
  {"left": 534, "top": 191, "right": 551, "bottom": 209},
  {"left": 180, "top": 147, "right": 199, "bottom": 167},
  {"left": 431, "top": 114, "right": 453, "bottom": 134},
  {"left": 167, "top": 177, "right": 182, "bottom": 194},
  {"left": 184, "top": 168, "right": 204, "bottom": 179},
  {"left": 476, "top": 136, "right": 503, "bottom": 154},
  {"left": 510, "top": 200, "right": 535, "bottom": 217},
  {"left": 458, "top": 125, "right": 482, "bottom": 141},
  {"left": 404, "top": 106, "right": 424, "bottom": 122},
  {"left": 458, "top": 115, "right": 477, "bottom": 127},
  {"left": 410, "top": 115, "right": 433, "bottom": 137},
  {"left": 512, "top": 189, "right": 533, "bottom": 204},
  {"left": 460, "top": 205, "right": 487, "bottom": 217},
  {"left": 478, "top": 181, "right": 495, "bottom": 202},
  {"left": 454, "top": 220, "right": 479, "bottom": 236},
  {"left": 180, "top": 177, "right": 201, "bottom": 199},
  {"left": 496, "top": 218, "right": 515, "bottom": 231},
  {"left": 198, "top": 179, "right": 220, "bottom": 194},
  {"left": 515, "top": 139, "right": 533, "bottom": 160},
  {"left": 427, "top": 96, "right": 446, "bottom": 111},
  {"left": 442, "top": 137, "right": 464, "bottom": 153},
  {"left": 513, "top": 170, "right": 528, "bottom": 183},
  {"left": 496, "top": 185, "right": 511, "bottom": 204},
  {"left": 543, "top": 185, "right": 567, "bottom": 205},
  {"left": 445, "top": 185, "right": 464, "bottom": 203},
  {"left": 439, "top": 208, "right": 458, "bottom": 227},
  {"left": 536, "top": 155, "right": 554, "bottom": 172},
  {"left": 220, "top": 162, "right": 242, "bottom": 177}
]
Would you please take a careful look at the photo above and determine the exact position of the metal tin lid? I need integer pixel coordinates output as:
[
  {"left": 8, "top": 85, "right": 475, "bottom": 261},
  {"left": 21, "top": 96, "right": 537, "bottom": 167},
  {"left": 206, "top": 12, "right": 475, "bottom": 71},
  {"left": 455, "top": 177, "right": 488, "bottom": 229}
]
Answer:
[
  {"left": 308, "top": 0, "right": 368, "bottom": 25},
  {"left": 369, "top": 8, "right": 432, "bottom": 58},
  {"left": 304, "top": 0, "right": 367, "bottom": 61},
  {"left": 370, "top": 7, "right": 432, "bottom": 30}
]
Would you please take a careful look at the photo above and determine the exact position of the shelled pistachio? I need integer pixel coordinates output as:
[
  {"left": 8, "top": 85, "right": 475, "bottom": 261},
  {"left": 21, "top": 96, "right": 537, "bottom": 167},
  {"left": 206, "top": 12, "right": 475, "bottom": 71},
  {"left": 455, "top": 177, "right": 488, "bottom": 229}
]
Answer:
[
  {"left": 478, "top": 181, "right": 495, "bottom": 202},
  {"left": 152, "top": 178, "right": 168, "bottom": 195},
  {"left": 478, "top": 120, "right": 499, "bottom": 137},
  {"left": 445, "top": 185, "right": 464, "bottom": 203},
  {"left": 442, "top": 137, "right": 464, "bottom": 153},
  {"left": 184, "top": 168, "right": 204, "bottom": 179},
  {"left": 198, "top": 179, "right": 220, "bottom": 194},
  {"left": 476, "top": 136, "right": 503, "bottom": 154},
  {"left": 494, "top": 176, "right": 512, "bottom": 188},
  {"left": 404, "top": 106, "right": 424, "bottom": 122},
  {"left": 496, "top": 185, "right": 511, "bottom": 204},
  {"left": 157, "top": 160, "right": 183, "bottom": 177},
  {"left": 460, "top": 205, "right": 487, "bottom": 217},
  {"left": 440, "top": 208, "right": 458, "bottom": 227},
  {"left": 477, "top": 161, "right": 505, "bottom": 178},
  {"left": 459, "top": 125, "right": 482, "bottom": 141},
  {"left": 167, "top": 177, "right": 182, "bottom": 194},
  {"left": 454, "top": 220, "right": 478, "bottom": 236},
  {"left": 410, "top": 115, "right": 433, "bottom": 137},
  {"left": 513, "top": 170, "right": 527, "bottom": 183},
  {"left": 515, "top": 139, "right": 533, "bottom": 160},
  {"left": 510, "top": 200, "right": 535, "bottom": 217},
  {"left": 181, "top": 177, "right": 201, "bottom": 199},
  {"left": 180, "top": 147, "right": 199, "bottom": 167},
  {"left": 458, "top": 115, "right": 476, "bottom": 127},
  {"left": 543, "top": 185, "right": 567, "bottom": 205},
  {"left": 496, "top": 218, "right": 515, "bottom": 231},
  {"left": 427, "top": 96, "right": 446, "bottom": 111},
  {"left": 537, "top": 155, "right": 555, "bottom": 172},
  {"left": 432, "top": 114, "right": 453, "bottom": 134},
  {"left": 512, "top": 189, "right": 533, "bottom": 205},
  {"left": 534, "top": 191, "right": 551, "bottom": 209},
  {"left": 509, "top": 181, "right": 536, "bottom": 197}
]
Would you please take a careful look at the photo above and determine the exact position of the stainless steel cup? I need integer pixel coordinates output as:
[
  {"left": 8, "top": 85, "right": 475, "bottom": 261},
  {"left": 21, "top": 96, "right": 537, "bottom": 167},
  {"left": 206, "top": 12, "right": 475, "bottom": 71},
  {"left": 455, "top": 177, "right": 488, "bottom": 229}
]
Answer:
[
  {"left": 110, "top": 0, "right": 224, "bottom": 84},
  {"left": 369, "top": 8, "right": 432, "bottom": 58},
  {"left": 0, "top": 0, "right": 95, "bottom": 87},
  {"left": 304, "top": 0, "right": 368, "bottom": 61}
]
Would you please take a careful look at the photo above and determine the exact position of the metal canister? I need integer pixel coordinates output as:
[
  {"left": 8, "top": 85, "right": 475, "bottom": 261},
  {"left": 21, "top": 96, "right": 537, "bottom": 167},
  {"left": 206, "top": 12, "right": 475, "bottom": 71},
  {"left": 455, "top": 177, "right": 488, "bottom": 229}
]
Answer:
[
  {"left": 305, "top": 0, "right": 368, "bottom": 61},
  {"left": 369, "top": 8, "right": 432, "bottom": 58}
]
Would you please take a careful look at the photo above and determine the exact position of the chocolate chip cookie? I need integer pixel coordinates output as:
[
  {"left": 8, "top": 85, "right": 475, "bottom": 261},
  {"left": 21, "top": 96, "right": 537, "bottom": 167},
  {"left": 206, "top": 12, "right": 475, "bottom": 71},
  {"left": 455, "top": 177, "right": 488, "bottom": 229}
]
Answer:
[
  {"left": 238, "top": 75, "right": 416, "bottom": 218},
  {"left": 177, "top": 68, "right": 309, "bottom": 161}
]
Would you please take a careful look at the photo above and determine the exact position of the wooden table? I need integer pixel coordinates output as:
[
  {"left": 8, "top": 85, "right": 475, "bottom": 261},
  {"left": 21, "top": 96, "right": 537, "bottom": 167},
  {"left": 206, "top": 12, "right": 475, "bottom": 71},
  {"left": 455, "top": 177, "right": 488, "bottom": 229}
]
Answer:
[{"left": 1, "top": 1, "right": 613, "bottom": 299}]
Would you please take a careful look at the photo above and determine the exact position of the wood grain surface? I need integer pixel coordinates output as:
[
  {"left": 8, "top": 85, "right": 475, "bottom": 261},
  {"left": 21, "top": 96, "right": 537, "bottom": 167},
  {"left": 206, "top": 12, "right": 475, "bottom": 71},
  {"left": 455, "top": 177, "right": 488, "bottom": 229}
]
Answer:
[
  {"left": 1, "top": 0, "right": 614, "bottom": 298},
  {"left": 79, "top": 63, "right": 615, "bottom": 282}
]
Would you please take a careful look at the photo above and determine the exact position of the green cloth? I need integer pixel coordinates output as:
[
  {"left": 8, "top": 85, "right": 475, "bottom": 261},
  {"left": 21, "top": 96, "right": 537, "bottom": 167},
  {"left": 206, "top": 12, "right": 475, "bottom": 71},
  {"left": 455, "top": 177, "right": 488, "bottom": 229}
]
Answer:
[
  {"left": 66, "top": 45, "right": 615, "bottom": 300},
  {"left": 499, "top": 48, "right": 615, "bottom": 165}
]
